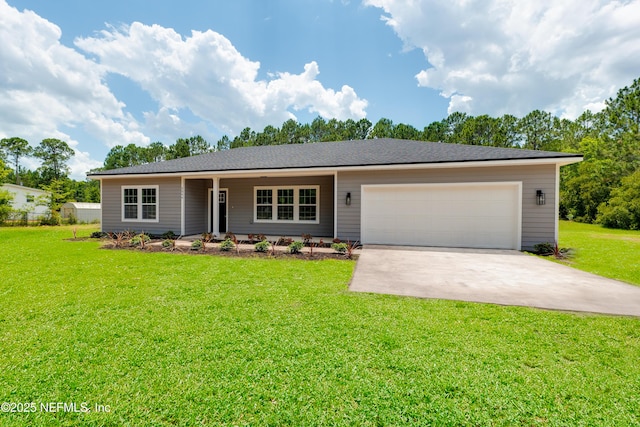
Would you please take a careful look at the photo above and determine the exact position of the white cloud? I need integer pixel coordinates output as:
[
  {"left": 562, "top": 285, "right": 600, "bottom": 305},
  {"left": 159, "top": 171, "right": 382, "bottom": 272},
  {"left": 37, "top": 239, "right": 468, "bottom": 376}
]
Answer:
[
  {"left": 75, "top": 22, "right": 368, "bottom": 133},
  {"left": 0, "top": 0, "right": 148, "bottom": 178},
  {"left": 365, "top": 0, "right": 640, "bottom": 118}
]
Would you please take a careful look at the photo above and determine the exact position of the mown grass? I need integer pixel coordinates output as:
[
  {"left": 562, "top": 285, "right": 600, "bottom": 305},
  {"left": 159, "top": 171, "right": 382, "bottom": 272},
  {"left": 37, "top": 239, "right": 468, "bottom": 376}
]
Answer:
[
  {"left": 0, "top": 226, "right": 639, "bottom": 426},
  {"left": 558, "top": 220, "right": 640, "bottom": 285}
]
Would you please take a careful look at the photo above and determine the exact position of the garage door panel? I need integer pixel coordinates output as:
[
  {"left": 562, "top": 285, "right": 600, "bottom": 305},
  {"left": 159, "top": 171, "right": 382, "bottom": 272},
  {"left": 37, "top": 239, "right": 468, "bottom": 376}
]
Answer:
[{"left": 361, "top": 183, "right": 521, "bottom": 249}]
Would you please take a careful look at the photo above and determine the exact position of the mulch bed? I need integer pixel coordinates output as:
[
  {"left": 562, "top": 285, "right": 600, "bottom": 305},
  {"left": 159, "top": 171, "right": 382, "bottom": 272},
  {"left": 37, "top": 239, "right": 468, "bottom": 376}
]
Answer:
[{"left": 94, "top": 239, "right": 357, "bottom": 261}]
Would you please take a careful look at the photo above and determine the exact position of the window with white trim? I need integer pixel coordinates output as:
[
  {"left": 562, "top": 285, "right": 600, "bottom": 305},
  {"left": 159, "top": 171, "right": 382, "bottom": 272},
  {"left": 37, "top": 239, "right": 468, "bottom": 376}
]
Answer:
[
  {"left": 254, "top": 186, "right": 319, "bottom": 223},
  {"left": 122, "top": 186, "right": 159, "bottom": 222}
]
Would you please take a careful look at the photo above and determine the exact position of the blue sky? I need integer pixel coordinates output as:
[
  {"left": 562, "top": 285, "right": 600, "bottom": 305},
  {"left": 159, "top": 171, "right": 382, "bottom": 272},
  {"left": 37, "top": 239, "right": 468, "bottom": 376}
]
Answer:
[{"left": 1, "top": 0, "right": 639, "bottom": 179}]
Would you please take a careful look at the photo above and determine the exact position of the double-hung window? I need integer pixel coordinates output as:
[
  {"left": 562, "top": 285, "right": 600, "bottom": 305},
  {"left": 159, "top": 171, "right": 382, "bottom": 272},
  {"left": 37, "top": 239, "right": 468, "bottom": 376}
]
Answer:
[
  {"left": 122, "top": 185, "right": 159, "bottom": 222},
  {"left": 254, "top": 186, "right": 319, "bottom": 223}
]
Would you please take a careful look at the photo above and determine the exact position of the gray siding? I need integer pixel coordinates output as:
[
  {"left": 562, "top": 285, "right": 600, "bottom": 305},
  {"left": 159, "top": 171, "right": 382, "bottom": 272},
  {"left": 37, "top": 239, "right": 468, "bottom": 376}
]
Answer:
[
  {"left": 101, "top": 177, "right": 181, "bottom": 235},
  {"left": 337, "top": 165, "right": 557, "bottom": 250},
  {"left": 220, "top": 175, "right": 334, "bottom": 237},
  {"left": 184, "top": 179, "right": 212, "bottom": 235}
]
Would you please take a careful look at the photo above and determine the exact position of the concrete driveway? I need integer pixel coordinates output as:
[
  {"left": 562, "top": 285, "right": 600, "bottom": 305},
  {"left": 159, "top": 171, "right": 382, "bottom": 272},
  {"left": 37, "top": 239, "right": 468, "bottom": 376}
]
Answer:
[{"left": 350, "top": 246, "right": 640, "bottom": 317}]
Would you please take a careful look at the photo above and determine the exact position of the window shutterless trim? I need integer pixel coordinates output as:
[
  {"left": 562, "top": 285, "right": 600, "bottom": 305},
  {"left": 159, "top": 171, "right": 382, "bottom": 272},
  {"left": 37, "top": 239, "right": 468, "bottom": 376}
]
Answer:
[
  {"left": 121, "top": 185, "right": 160, "bottom": 223},
  {"left": 253, "top": 185, "right": 319, "bottom": 224}
]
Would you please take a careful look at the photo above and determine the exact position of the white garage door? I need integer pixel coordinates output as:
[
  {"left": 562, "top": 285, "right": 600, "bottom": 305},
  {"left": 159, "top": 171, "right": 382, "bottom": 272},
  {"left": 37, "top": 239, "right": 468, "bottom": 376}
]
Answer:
[{"left": 361, "top": 182, "right": 521, "bottom": 249}]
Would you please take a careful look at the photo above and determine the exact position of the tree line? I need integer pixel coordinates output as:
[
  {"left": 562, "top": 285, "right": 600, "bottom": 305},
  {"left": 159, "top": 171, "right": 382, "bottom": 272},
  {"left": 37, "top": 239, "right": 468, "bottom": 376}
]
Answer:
[{"left": 2, "top": 77, "right": 639, "bottom": 229}]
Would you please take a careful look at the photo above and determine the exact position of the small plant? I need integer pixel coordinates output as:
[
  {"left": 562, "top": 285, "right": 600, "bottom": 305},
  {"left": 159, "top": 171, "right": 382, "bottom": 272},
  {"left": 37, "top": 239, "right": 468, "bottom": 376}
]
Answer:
[
  {"left": 247, "top": 233, "right": 255, "bottom": 244},
  {"left": 288, "top": 241, "right": 304, "bottom": 254},
  {"left": 67, "top": 213, "right": 78, "bottom": 225},
  {"left": 72, "top": 227, "right": 77, "bottom": 239},
  {"left": 332, "top": 238, "right": 342, "bottom": 244},
  {"left": 225, "top": 231, "right": 236, "bottom": 240},
  {"left": 201, "top": 232, "right": 214, "bottom": 250},
  {"left": 191, "top": 239, "right": 203, "bottom": 250},
  {"left": 277, "top": 237, "right": 293, "bottom": 246},
  {"left": 130, "top": 233, "right": 151, "bottom": 248},
  {"left": 162, "top": 230, "right": 177, "bottom": 240},
  {"left": 332, "top": 242, "right": 348, "bottom": 254},
  {"left": 162, "top": 239, "right": 177, "bottom": 250},
  {"left": 345, "top": 240, "right": 359, "bottom": 259},
  {"left": 255, "top": 239, "right": 270, "bottom": 253},
  {"left": 220, "top": 238, "right": 235, "bottom": 252},
  {"left": 90, "top": 231, "right": 108, "bottom": 239},
  {"left": 257, "top": 233, "right": 267, "bottom": 242},
  {"left": 302, "top": 233, "right": 312, "bottom": 246},
  {"left": 533, "top": 241, "right": 572, "bottom": 259},
  {"left": 109, "top": 230, "right": 133, "bottom": 248}
]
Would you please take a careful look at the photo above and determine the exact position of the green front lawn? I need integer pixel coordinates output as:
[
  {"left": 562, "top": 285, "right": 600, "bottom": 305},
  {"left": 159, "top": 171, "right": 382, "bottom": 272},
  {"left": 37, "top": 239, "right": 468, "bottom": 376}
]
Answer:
[
  {"left": 558, "top": 220, "right": 640, "bottom": 285},
  {"left": 0, "top": 226, "right": 639, "bottom": 426}
]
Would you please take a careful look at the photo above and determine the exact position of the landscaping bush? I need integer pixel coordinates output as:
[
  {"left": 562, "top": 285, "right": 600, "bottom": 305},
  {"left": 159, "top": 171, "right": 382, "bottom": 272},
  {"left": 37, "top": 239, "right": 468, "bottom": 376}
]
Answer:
[
  {"left": 331, "top": 242, "right": 348, "bottom": 254},
  {"left": 288, "top": 241, "right": 304, "bottom": 254},
  {"left": 66, "top": 213, "right": 78, "bottom": 225},
  {"left": 162, "top": 230, "right": 177, "bottom": 239},
  {"left": 90, "top": 231, "right": 108, "bottom": 239},
  {"left": 220, "top": 238, "right": 235, "bottom": 252},
  {"left": 162, "top": 239, "right": 174, "bottom": 248},
  {"left": 254, "top": 239, "right": 270, "bottom": 253},
  {"left": 130, "top": 233, "right": 151, "bottom": 247},
  {"left": 191, "top": 239, "right": 203, "bottom": 250},
  {"left": 534, "top": 242, "right": 555, "bottom": 255}
]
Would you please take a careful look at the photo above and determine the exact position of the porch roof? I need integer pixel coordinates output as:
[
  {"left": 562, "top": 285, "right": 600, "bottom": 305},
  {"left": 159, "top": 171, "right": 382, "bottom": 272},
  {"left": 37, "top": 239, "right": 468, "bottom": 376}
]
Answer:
[{"left": 90, "top": 138, "right": 582, "bottom": 177}]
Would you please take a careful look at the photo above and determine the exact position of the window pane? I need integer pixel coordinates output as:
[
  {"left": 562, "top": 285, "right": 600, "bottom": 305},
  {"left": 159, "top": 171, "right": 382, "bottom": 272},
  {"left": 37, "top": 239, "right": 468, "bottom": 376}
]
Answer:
[
  {"left": 142, "top": 205, "right": 156, "bottom": 220},
  {"left": 124, "top": 205, "right": 138, "bottom": 219},
  {"left": 256, "top": 206, "right": 272, "bottom": 220},
  {"left": 299, "top": 188, "right": 316, "bottom": 205},
  {"left": 142, "top": 188, "right": 156, "bottom": 204},
  {"left": 277, "top": 189, "right": 293, "bottom": 205},
  {"left": 124, "top": 188, "right": 138, "bottom": 204},
  {"left": 299, "top": 206, "right": 316, "bottom": 221},
  {"left": 256, "top": 189, "right": 272, "bottom": 205},
  {"left": 277, "top": 205, "right": 294, "bottom": 220}
]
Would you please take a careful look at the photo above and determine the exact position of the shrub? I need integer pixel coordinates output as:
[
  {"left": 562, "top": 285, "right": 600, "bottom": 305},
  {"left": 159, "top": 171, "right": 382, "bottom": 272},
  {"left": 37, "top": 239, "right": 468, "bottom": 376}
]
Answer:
[
  {"left": 191, "top": 239, "right": 203, "bottom": 250},
  {"left": 255, "top": 239, "right": 270, "bottom": 253},
  {"left": 534, "top": 242, "right": 555, "bottom": 256},
  {"left": 220, "top": 238, "right": 235, "bottom": 252},
  {"left": 162, "top": 239, "right": 173, "bottom": 248},
  {"left": 39, "top": 212, "right": 61, "bottom": 226},
  {"left": 162, "top": 230, "right": 177, "bottom": 239},
  {"left": 90, "top": 231, "right": 108, "bottom": 239},
  {"left": 288, "top": 241, "right": 304, "bottom": 254},
  {"left": 67, "top": 213, "right": 78, "bottom": 225},
  {"left": 331, "top": 242, "right": 348, "bottom": 254},
  {"left": 130, "top": 233, "right": 151, "bottom": 247},
  {"left": 597, "top": 169, "right": 640, "bottom": 230}
]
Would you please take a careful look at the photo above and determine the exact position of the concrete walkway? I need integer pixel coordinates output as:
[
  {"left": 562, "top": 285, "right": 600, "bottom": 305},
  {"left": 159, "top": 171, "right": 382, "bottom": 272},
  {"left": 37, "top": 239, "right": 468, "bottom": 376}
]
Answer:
[{"left": 350, "top": 246, "right": 640, "bottom": 317}]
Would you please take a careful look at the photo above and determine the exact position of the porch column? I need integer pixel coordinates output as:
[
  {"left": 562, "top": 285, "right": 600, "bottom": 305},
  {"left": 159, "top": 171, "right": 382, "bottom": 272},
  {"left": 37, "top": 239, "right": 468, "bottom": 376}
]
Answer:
[
  {"left": 212, "top": 176, "right": 220, "bottom": 238},
  {"left": 180, "top": 177, "right": 185, "bottom": 236}
]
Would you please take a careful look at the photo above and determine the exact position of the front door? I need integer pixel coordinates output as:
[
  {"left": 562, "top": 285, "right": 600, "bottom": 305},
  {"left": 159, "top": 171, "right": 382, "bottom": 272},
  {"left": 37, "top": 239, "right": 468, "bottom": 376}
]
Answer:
[{"left": 218, "top": 190, "right": 227, "bottom": 234}]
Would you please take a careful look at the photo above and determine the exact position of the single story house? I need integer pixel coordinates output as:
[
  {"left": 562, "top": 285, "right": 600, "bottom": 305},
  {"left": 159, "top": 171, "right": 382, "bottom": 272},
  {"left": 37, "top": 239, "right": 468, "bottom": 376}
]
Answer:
[
  {"left": 89, "top": 139, "right": 582, "bottom": 250},
  {"left": 0, "top": 183, "right": 50, "bottom": 220},
  {"left": 61, "top": 202, "right": 102, "bottom": 223}
]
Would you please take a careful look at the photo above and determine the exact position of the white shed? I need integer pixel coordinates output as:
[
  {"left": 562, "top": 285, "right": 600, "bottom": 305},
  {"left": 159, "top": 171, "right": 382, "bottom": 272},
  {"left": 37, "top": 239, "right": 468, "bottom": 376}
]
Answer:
[{"left": 61, "top": 202, "right": 101, "bottom": 223}]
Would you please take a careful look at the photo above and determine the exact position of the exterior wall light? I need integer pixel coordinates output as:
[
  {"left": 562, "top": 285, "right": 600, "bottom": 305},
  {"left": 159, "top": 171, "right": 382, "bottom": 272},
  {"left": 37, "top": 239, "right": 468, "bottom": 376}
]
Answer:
[
  {"left": 346, "top": 192, "right": 351, "bottom": 206},
  {"left": 536, "top": 190, "right": 546, "bottom": 206}
]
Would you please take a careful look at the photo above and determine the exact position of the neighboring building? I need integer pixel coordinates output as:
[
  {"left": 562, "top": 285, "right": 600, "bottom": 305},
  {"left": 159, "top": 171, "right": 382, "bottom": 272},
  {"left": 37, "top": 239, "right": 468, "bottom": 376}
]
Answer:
[
  {"left": 89, "top": 139, "right": 582, "bottom": 250},
  {"left": 0, "top": 183, "right": 50, "bottom": 221},
  {"left": 61, "top": 202, "right": 101, "bottom": 223}
]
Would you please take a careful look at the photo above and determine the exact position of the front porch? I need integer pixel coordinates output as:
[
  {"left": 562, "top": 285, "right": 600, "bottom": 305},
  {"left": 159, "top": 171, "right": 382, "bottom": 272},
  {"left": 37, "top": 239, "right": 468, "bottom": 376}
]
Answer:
[{"left": 182, "top": 173, "right": 338, "bottom": 239}]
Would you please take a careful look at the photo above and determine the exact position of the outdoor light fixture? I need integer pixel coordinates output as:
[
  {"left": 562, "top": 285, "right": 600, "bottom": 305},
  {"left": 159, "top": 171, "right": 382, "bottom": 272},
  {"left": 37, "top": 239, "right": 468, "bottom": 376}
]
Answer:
[
  {"left": 346, "top": 192, "right": 351, "bottom": 206},
  {"left": 536, "top": 190, "right": 546, "bottom": 205}
]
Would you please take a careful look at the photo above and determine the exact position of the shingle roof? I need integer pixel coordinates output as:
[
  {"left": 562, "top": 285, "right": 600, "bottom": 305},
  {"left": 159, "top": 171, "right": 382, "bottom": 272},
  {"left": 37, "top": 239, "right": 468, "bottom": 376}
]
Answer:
[{"left": 90, "top": 138, "right": 582, "bottom": 176}]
